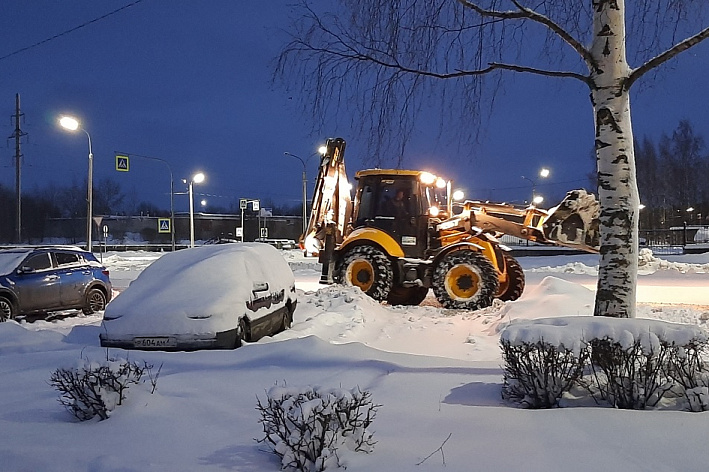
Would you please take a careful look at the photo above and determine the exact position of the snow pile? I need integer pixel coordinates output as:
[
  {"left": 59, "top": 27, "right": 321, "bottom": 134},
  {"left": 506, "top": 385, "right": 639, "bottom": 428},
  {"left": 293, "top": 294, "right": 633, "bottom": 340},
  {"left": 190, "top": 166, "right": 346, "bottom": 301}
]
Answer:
[
  {"left": 528, "top": 261, "right": 598, "bottom": 275},
  {"left": 638, "top": 248, "right": 709, "bottom": 274},
  {"left": 285, "top": 285, "right": 388, "bottom": 343},
  {"left": 493, "top": 277, "right": 594, "bottom": 335},
  {"left": 502, "top": 315, "right": 707, "bottom": 349},
  {"left": 102, "top": 251, "right": 162, "bottom": 272},
  {"left": 527, "top": 249, "right": 709, "bottom": 275}
]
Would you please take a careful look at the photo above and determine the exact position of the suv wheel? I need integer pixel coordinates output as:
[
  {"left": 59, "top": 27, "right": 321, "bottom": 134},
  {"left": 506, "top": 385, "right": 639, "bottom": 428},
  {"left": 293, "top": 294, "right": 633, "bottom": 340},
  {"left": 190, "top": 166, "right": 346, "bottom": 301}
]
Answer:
[
  {"left": 0, "top": 296, "right": 15, "bottom": 322},
  {"left": 82, "top": 288, "right": 107, "bottom": 315}
]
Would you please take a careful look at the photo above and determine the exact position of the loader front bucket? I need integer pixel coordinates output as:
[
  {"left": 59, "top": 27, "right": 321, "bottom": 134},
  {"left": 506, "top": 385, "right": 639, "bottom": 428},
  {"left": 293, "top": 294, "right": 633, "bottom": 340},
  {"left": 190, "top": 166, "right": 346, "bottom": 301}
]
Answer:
[{"left": 542, "top": 189, "right": 600, "bottom": 252}]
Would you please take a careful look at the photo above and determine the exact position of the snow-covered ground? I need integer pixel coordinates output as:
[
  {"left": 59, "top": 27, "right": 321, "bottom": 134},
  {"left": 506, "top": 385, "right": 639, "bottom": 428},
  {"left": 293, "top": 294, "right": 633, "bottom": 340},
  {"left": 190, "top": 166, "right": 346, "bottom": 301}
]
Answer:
[{"left": 1, "top": 248, "right": 709, "bottom": 471}]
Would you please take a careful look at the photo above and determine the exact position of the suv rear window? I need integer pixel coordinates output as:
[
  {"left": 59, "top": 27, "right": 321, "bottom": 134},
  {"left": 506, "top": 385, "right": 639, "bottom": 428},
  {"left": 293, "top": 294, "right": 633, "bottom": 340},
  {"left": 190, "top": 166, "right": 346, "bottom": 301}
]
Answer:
[{"left": 55, "top": 252, "right": 81, "bottom": 266}]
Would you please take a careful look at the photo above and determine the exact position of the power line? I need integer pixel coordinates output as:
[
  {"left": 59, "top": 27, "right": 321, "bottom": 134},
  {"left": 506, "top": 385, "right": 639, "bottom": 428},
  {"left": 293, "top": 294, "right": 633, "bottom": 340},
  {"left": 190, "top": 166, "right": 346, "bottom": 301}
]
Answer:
[{"left": 0, "top": 0, "right": 144, "bottom": 62}]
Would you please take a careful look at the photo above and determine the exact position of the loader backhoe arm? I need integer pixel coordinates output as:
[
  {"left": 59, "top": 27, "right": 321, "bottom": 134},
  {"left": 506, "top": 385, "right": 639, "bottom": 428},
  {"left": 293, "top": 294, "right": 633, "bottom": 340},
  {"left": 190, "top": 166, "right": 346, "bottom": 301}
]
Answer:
[
  {"left": 303, "top": 137, "right": 352, "bottom": 255},
  {"left": 460, "top": 189, "right": 600, "bottom": 253}
]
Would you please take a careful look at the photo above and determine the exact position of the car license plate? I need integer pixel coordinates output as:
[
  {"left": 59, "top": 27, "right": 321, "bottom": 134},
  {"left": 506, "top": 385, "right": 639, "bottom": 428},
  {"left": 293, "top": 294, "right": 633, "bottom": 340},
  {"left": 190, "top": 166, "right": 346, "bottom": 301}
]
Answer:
[{"left": 133, "top": 337, "right": 176, "bottom": 348}]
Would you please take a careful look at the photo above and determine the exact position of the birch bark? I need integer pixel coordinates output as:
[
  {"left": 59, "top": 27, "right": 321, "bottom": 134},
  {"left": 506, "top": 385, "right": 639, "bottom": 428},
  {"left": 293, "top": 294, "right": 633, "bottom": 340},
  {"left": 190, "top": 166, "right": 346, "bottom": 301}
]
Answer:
[{"left": 589, "top": 0, "right": 639, "bottom": 317}]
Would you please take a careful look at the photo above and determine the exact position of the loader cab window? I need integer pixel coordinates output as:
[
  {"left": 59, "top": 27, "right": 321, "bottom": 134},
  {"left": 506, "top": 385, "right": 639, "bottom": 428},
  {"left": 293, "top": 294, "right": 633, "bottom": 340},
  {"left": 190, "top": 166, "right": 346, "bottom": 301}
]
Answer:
[
  {"left": 377, "top": 180, "right": 417, "bottom": 219},
  {"left": 425, "top": 185, "right": 448, "bottom": 218},
  {"left": 353, "top": 184, "right": 375, "bottom": 226}
]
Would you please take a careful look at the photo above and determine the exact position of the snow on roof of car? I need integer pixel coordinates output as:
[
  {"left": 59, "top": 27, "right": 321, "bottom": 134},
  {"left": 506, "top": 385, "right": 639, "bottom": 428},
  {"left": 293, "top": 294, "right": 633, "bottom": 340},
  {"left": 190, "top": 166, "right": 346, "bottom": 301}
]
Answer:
[
  {"left": 0, "top": 249, "right": 33, "bottom": 276},
  {"left": 103, "top": 243, "right": 295, "bottom": 334}
]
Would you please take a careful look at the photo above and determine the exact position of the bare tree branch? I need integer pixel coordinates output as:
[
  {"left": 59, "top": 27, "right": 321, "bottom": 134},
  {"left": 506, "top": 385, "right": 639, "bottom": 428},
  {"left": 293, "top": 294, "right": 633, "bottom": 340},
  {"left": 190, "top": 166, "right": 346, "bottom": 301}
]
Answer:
[
  {"left": 288, "top": 39, "right": 496, "bottom": 79},
  {"left": 456, "top": 0, "right": 598, "bottom": 72},
  {"left": 626, "top": 25, "right": 709, "bottom": 89},
  {"left": 489, "top": 61, "right": 591, "bottom": 84}
]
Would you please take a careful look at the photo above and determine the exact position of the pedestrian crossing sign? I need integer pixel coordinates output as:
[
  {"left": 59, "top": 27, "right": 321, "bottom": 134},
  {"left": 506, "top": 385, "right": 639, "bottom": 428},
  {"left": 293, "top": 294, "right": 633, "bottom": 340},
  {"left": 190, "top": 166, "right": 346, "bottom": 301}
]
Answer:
[
  {"left": 116, "top": 154, "right": 130, "bottom": 172},
  {"left": 158, "top": 218, "right": 171, "bottom": 234}
]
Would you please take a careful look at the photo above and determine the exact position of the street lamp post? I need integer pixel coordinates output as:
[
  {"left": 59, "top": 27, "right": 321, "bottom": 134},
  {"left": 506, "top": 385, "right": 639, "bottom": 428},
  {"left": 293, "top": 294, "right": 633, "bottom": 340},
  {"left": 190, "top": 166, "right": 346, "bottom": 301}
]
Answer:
[
  {"left": 184, "top": 172, "right": 205, "bottom": 248},
  {"left": 284, "top": 152, "right": 309, "bottom": 237},
  {"left": 285, "top": 147, "right": 327, "bottom": 238},
  {"left": 521, "top": 167, "right": 551, "bottom": 206},
  {"left": 59, "top": 116, "right": 94, "bottom": 252}
]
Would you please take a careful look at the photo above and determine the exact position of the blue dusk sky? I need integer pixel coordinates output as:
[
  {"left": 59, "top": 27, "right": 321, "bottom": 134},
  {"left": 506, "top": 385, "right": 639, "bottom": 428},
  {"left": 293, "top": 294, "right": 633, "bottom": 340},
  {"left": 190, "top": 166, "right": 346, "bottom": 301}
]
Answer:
[{"left": 0, "top": 1, "right": 707, "bottom": 214}]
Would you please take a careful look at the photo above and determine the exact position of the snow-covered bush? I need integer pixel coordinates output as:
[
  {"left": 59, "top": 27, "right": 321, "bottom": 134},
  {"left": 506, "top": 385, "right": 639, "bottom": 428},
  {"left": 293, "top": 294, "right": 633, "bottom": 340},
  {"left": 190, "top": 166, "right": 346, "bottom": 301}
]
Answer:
[
  {"left": 257, "top": 385, "right": 379, "bottom": 471},
  {"left": 501, "top": 338, "right": 588, "bottom": 408},
  {"left": 49, "top": 358, "right": 152, "bottom": 421},
  {"left": 589, "top": 336, "right": 676, "bottom": 409},
  {"left": 501, "top": 317, "right": 709, "bottom": 410},
  {"left": 665, "top": 340, "right": 709, "bottom": 412}
]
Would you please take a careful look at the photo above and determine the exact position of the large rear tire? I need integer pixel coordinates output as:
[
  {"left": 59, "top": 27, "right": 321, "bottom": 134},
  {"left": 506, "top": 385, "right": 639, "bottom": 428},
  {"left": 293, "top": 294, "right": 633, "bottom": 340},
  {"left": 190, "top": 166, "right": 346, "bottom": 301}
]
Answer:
[
  {"left": 387, "top": 286, "right": 429, "bottom": 306},
  {"left": 432, "top": 250, "right": 499, "bottom": 310},
  {"left": 335, "top": 245, "right": 393, "bottom": 301},
  {"left": 496, "top": 254, "right": 525, "bottom": 302}
]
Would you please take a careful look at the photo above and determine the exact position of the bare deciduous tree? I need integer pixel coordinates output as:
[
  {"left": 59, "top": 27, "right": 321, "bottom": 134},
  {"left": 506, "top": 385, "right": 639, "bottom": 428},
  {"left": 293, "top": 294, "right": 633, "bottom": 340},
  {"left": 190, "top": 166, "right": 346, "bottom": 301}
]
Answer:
[{"left": 277, "top": 0, "right": 709, "bottom": 318}]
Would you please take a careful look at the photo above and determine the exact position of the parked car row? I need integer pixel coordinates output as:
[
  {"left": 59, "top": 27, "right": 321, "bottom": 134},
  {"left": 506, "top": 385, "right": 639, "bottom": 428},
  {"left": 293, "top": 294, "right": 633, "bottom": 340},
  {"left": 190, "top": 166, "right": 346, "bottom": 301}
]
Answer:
[{"left": 0, "top": 243, "right": 297, "bottom": 351}]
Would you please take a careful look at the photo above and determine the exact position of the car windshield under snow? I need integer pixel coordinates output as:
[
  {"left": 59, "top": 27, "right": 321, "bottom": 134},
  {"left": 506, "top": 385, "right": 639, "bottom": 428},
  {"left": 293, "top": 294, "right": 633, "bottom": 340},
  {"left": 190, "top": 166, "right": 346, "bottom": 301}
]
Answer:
[{"left": 0, "top": 251, "right": 31, "bottom": 276}]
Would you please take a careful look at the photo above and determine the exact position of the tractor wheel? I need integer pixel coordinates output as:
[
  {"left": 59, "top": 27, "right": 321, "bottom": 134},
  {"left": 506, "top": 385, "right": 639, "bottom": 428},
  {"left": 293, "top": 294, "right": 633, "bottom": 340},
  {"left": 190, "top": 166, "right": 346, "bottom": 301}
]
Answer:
[
  {"left": 496, "top": 254, "right": 526, "bottom": 302},
  {"left": 432, "top": 250, "right": 499, "bottom": 310},
  {"left": 336, "top": 245, "right": 393, "bottom": 301},
  {"left": 387, "top": 286, "right": 429, "bottom": 306}
]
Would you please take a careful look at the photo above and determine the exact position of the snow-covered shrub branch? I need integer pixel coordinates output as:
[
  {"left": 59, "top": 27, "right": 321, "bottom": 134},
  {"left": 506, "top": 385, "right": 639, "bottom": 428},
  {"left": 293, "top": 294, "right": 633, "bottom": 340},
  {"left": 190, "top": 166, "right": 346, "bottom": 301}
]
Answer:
[
  {"left": 589, "top": 337, "right": 676, "bottom": 409},
  {"left": 501, "top": 338, "right": 588, "bottom": 408},
  {"left": 257, "top": 385, "right": 379, "bottom": 471},
  {"left": 49, "top": 358, "right": 155, "bottom": 421},
  {"left": 501, "top": 317, "right": 709, "bottom": 410},
  {"left": 665, "top": 340, "right": 709, "bottom": 412}
]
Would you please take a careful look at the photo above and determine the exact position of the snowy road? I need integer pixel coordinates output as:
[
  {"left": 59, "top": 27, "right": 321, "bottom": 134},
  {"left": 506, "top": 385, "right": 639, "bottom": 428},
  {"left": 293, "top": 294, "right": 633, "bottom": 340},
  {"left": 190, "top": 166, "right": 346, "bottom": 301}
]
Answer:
[{"left": 293, "top": 253, "right": 709, "bottom": 307}]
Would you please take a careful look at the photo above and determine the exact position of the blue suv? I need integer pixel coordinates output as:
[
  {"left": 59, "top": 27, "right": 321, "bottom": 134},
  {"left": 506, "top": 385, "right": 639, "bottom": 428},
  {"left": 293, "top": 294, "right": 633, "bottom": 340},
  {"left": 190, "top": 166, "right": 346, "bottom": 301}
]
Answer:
[{"left": 0, "top": 246, "right": 112, "bottom": 322}]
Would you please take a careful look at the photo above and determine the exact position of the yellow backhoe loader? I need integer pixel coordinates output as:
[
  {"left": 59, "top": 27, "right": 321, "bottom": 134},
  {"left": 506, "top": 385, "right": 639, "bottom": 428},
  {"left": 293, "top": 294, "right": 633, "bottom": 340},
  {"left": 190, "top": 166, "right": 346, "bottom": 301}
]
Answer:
[{"left": 303, "top": 138, "right": 599, "bottom": 310}]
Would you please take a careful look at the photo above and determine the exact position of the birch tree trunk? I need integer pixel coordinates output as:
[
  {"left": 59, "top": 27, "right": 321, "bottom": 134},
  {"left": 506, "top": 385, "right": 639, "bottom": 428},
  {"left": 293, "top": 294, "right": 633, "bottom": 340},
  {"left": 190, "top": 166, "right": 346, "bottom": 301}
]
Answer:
[{"left": 590, "top": 0, "right": 639, "bottom": 318}]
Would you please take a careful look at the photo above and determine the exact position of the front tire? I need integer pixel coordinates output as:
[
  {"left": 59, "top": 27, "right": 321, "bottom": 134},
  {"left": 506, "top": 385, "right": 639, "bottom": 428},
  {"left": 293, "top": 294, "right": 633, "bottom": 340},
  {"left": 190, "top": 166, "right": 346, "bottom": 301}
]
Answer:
[
  {"left": 282, "top": 303, "right": 294, "bottom": 331},
  {"left": 496, "top": 254, "right": 525, "bottom": 301},
  {"left": 236, "top": 317, "right": 249, "bottom": 347},
  {"left": 432, "top": 250, "right": 499, "bottom": 310},
  {"left": 82, "top": 288, "right": 107, "bottom": 315},
  {"left": 335, "top": 245, "right": 393, "bottom": 301},
  {"left": 0, "top": 296, "right": 16, "bottom": 322}
]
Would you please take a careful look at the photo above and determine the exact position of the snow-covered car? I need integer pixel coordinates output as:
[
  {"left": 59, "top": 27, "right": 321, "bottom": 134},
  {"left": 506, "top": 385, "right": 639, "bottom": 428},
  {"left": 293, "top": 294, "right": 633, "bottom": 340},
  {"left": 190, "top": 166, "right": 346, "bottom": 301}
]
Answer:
[{"left": 99, "top": 243, "right": 297, "bottom": 350}]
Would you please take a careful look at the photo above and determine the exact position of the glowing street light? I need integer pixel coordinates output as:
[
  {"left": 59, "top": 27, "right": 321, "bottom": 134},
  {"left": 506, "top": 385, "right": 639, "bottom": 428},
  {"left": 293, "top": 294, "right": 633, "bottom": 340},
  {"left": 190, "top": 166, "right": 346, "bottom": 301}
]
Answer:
[
  {"left": 522, "top": 167, "right": 551, "bottom": 206},
  {"left": 284, "top": 145, "right": 326, "bottom": 238},
  {"left": 59, "top": 115, "right": 94, "bottom": 251},
  {"left": 183, "top": 172, "right": 205, "bottom": 248}
]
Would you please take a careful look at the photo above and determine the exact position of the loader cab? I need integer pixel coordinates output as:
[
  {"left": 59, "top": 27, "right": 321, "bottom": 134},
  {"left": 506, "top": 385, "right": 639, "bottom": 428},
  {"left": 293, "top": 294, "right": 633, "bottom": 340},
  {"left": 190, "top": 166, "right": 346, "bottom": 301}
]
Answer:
[{"left": 352, "top": 170, "right": 448, "bottom": 258}]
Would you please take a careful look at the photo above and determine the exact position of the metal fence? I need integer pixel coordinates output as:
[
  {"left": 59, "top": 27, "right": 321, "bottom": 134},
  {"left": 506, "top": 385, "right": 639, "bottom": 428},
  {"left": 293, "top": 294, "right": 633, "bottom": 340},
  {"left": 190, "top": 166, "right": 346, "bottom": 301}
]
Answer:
[{"left": 498, "top": 226, "right": 709, "bottom": 256}]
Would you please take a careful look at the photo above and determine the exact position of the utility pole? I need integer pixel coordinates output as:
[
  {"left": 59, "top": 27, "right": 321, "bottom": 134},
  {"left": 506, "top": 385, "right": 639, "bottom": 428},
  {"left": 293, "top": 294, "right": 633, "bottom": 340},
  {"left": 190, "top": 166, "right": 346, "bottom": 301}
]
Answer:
[{"left": 9, "top": 94, "right": 27, "bottom": 244}]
